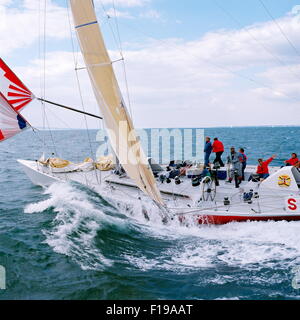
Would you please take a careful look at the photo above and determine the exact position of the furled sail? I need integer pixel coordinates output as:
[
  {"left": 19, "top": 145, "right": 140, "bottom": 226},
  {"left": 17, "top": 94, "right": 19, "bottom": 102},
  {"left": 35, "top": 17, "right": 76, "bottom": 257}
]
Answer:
[
  {"left": 0, "top": 58, "right": 34, "bottom": 112},
  {"left": 0, "top": 92, "right": 29, "bottom": 142},
  {"left": 70, "top": 0, "right": 164, "bottom": 205}
]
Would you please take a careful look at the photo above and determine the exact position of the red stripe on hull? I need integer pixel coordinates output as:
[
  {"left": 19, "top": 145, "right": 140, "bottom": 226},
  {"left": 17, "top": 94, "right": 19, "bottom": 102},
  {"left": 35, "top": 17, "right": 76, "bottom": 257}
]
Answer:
[{"left": 195, "top": 215, "right": 300, "bottom": 225}]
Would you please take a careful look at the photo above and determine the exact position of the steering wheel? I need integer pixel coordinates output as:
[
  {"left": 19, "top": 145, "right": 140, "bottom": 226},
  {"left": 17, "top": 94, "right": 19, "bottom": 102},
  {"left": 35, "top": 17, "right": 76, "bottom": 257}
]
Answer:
[{"left": 200, "top": 176, "right": 217, "bottom": 202}]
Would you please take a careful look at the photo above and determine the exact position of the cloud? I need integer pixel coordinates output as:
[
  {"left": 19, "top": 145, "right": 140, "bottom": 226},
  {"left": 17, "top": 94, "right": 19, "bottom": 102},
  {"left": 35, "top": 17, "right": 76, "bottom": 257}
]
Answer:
[
  {"left": 139, "top": 9, "right": 161, "bottom": 20},
  {"left": 97, "top": 0, "right": 149, "bottom": 8},
  {"left": 18, "top": 51, "right": 102, "bottom": 130},
  {"left": 104, "top": 7, "right": 161, "bottom": 20},
  {"left": 3, "top": 2, "right": 300, "bottom": 128},
  {"left": 255, "top": 64, "right": 300, "bottom": 101},
  {"left": 0, "top": 0, "right": 12, "bottom": 5},
  {"left": 0, "top": 0, "right": 69, "bottom": 55},
  {"left": 111, "top": 9, "right": 300, "bottom": 128},
  {"left": 105, "top": 7, "right": 133, "bottom": 19},
  {"left": 290, "top": 5, "right": 300, "bottom": 16},
  {"left": 101, "top": 1, "right": 160, "bottom": 20}
]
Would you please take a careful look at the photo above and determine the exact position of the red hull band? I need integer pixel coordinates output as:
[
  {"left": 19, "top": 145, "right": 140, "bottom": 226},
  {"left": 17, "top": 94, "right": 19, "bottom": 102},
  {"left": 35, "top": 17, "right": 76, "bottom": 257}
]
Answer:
[{"left": 195, "top": 215, "right": 300, "bottom": 225}]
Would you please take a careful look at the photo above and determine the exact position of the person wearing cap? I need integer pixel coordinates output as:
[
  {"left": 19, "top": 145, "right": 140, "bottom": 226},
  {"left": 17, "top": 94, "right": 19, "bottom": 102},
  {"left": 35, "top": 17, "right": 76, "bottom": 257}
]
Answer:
[
  {"left": 226, "top": 147, "right": 242, "bottom": 184},
  {"left": 212, "top": 138, "right": 225, "bottom": 167}
]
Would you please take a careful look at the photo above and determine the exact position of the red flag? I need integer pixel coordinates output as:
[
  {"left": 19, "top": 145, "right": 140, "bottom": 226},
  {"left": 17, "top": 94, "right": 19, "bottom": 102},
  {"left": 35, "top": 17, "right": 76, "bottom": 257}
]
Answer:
[
  {"left": 0, "top": 92, "right": 29, "bottom": 142},
  {"left": 0, "top": 58, "right": 34, "bottom": 111}
]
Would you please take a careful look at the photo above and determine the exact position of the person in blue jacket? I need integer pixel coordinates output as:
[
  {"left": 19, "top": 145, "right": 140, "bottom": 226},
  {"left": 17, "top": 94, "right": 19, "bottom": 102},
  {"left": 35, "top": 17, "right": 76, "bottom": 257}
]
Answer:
[
  {"left": 239, "top": 148, "right": 247, "bottom": 181},
  {"left": 204, "top": 137, "right": 213, "bottom": 166}
]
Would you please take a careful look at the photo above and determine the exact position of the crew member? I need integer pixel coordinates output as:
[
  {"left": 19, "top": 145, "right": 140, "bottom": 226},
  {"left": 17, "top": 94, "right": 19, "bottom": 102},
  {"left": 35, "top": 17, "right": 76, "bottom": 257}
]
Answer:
[
  {"left": 256, "top": 155, "right": 276, "bottom": 180},
  {"left": 226, "top": 147, "right": 242, "bottom": 184},
  {"left": 285, "top": 153, "right": 299, "bottom": 166},
  {"left": 213, "top": 138, "right": 225, "bottom": 167},
  {"left": 204, "top": 137, "right": 212, "bottom": 166},
  {"left": 239, "top": 148, "right": 247, "bottom": 181}
]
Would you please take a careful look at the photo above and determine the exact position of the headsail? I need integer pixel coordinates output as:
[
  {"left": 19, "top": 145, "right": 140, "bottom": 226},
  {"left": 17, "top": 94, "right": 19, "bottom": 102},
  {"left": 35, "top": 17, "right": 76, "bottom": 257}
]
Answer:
[
  {"left": 0, "top": 58, "right": 34, "bottom": 112},
  {"left": 70, "top": 0, "right": 164, "bottom": 205},
  {"left": 0, "top": 92, "right": 29, "bottom": 142}
]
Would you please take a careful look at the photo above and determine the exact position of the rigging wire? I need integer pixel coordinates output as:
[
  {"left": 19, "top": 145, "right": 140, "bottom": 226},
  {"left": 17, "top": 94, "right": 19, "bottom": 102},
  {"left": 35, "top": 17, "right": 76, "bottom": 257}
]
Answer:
[
  {"left": 36, "top": 0, "right": 59, "bottom": 156},
  {"left": 258, "top": 0, "right": 300, "bottom": 58},
  {"left": 42, "top": 105, "right": 77, "bottom": 130},
  {"left": 42, "top": 0, "right": 58, "bottom": 155},
  {"left": 98, "top": 0, "right": 134, "bottom": 119},
  {"left": 213, "top": 0, "right": 300, "bottom": 83},
  {"left": 66, "top": 0, "right": 96, "bottom": 154},
  {"left": 66, "top": 0, "right": 100, "bottom": 184},
  {"left": 42, "top": 0, "right": 46, "bottom": 146},
  {"left": 115, "top": 17, "right": 300, "bottom": 103},
  {"left": 112, "top": 0, "right": 134, "bottom": 120}
]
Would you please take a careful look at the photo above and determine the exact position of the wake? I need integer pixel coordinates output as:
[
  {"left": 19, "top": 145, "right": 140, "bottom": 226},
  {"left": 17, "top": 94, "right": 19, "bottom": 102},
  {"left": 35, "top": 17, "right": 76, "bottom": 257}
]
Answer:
[{"left": 24, "top": 182, "right": 300, "bottom": 276}]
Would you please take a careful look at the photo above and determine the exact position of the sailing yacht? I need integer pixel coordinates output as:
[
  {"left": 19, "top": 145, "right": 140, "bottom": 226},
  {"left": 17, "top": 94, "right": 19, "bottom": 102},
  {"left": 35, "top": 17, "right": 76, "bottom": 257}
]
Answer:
[{"left": 2, "top": 0, "right": 300, "bottom": 225}]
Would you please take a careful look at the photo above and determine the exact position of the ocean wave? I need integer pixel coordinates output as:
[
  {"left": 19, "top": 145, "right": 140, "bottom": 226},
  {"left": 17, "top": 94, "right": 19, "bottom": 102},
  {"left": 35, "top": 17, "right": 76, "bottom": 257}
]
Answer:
[
  {"left": 24, "top": 182, "right": 300, "bottom": 278},
  {"left": 24, "top": 182, "right": 130, "bottom": 271},
  {"left": 123, "top": 220, "right": 300, "bottom": 274}
]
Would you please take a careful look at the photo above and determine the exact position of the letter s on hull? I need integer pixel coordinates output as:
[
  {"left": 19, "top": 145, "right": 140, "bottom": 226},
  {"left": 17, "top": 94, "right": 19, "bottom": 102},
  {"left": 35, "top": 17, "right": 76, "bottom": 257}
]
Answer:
[
  {"left": 288, "top": 198, "right": 297, "bottom": 211},
  {"left": 285, "top": 197, "right": 300, "bottom": 213}
]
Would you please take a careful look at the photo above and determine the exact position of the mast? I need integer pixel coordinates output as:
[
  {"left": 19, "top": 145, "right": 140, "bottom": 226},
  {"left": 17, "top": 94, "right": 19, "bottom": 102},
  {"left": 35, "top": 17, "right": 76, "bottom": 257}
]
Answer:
[{"left": 69, "top": 0, "right": 164, "bottom": 206}]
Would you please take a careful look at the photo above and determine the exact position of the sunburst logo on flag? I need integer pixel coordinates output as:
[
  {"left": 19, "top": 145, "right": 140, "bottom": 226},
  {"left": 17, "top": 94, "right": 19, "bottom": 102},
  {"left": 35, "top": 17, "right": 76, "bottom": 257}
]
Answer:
[
  {"left": 278, "top": 175, "right": 292, "bottom": 188},
  {"left": 0, "top": 59, "right": 34, "bottom": 112}
]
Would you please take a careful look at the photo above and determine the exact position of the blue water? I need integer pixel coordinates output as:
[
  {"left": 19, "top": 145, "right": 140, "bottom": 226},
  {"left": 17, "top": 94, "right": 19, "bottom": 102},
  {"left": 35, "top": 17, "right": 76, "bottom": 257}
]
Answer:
[{"left": 1, "top": 127, "right": 300, "bottom": 300}]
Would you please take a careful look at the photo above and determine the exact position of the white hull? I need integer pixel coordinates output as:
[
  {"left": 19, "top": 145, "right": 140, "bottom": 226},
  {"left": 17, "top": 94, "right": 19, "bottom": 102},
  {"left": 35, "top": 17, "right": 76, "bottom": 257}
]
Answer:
[
  {"left": 18, "top": 160, "right": 60, "bottom": 186},
  {"left": 18, "top": 159, "right": 300, "bottom": 225}
]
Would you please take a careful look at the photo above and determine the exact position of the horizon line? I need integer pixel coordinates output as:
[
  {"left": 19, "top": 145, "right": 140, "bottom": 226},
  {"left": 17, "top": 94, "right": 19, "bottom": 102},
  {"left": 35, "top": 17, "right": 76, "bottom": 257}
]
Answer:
[{"left": 33, "top": 125, "right": 300, "bottom": 131}]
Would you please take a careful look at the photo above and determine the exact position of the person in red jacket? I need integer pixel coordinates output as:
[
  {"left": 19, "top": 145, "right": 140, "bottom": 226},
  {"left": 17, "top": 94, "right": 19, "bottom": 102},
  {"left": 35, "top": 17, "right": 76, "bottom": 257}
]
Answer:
[
  {"left": 256, "top": 155, "right": 276, "bottom": 180},
  {"left": 284, "top": 153, "right": 299, "bottom": 166},
  {"left": 212, "top": 138, "right": 225, "bottom": 167}
]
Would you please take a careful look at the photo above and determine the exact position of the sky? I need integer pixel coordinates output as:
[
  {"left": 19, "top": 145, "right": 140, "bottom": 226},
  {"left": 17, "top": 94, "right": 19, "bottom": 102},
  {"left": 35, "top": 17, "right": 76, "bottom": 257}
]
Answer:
[{"left": 1, "top": 0, "right": 300, "bottom": 129}]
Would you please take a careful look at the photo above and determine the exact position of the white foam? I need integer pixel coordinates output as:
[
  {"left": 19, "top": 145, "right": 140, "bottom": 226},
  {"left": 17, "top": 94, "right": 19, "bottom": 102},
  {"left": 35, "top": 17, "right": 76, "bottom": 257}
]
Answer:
[
  {"left": 25, "top": 182, "right": 300, "bottom": 276},
  {"left": 24, "top": 182, "right": 130, "bottom": 270},
  {"left": 123, "top": 219, "right": 300, "bottom": 274},
  {"left": 93, "top": 190, "right": 300, "bottom": 274}
]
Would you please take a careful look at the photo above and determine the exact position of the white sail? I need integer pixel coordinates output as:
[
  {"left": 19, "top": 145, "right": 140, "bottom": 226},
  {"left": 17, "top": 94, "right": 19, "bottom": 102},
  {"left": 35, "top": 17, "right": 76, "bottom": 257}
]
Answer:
[
  {"left": 69, "top": 0, "right": 164, "bottom": 205},
  {"left": 0, "top": 92, "right": 29, "bottom": 142}
]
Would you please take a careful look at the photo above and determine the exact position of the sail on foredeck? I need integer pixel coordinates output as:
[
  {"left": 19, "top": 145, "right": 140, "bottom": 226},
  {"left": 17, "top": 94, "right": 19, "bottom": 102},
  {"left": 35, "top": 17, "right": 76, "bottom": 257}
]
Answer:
[
  {"left": 0, "top": 59, "right": 31, "bottom": 142},
  {"left": 0, "top": 92, "right": 29, "bottom": 142},
  {"left": 70, "top": 0, "right": 164, "bottom": 205}
]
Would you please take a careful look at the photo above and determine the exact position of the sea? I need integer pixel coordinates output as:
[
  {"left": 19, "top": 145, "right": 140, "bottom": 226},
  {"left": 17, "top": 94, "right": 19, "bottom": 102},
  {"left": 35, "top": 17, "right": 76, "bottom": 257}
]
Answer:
[{"left": 1, "top": 126, "right": 300, "bottom": 300}]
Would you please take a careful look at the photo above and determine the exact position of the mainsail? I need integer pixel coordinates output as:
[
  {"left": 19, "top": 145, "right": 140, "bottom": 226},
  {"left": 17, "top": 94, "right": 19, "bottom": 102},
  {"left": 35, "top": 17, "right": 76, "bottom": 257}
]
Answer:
[
  {"left": 0, "top": 59, "right": 34, "bottom": 111},
  {"left": 0, "top": 92, "right": 29, "bottom": 142},
  {"left": 70, "top": 0, "right": 164, "bottom": 205}
]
